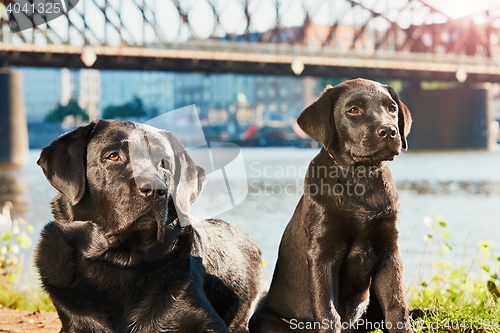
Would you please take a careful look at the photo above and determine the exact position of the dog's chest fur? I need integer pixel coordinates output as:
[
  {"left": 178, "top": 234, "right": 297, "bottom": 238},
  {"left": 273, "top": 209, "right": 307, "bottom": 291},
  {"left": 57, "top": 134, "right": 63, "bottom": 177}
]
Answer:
[{"left": 305, "top": 158, "right": 400, "bottom": 312}]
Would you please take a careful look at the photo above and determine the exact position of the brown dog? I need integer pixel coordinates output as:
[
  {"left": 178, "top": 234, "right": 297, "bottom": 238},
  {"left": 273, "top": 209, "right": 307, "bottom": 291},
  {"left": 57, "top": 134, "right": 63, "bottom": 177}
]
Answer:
[
  {"left": 36, "top": 120, "right": 268, "bottom": 333},
  {"left": 250, "top": 78, "right": 413, "bottom": 333}
]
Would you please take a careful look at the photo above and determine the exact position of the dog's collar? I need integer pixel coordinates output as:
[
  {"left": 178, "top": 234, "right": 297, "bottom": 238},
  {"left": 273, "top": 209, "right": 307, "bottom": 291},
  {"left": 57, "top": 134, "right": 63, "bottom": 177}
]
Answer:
[
  {"left": 323, "top": 146, "right": 382, "bottom": 176},
  {"left": 323, "top": 146, "right": 355, "bottom": 174},
  {"left": 323, "top": 146, "right": 340, "bottom": 166}
]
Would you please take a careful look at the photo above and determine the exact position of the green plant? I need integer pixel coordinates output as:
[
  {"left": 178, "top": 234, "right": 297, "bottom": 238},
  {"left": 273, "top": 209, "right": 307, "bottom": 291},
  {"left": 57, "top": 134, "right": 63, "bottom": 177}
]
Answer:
[
  {"left": 0, "top": 202, "right": 56, "bottom": 311},
  {"left": 410, "top": 215, "right": 500, "bottom": 303},
  {"left": 44, "top": 99, "right": 89, "bottom": 123},
  {"left": 0, "top": 275, "right": 56, "bottom": 312},
  {"left": 102, "top": 96, "right": 146, "bottom": 119},
  {"left": 408, "top": 215, "right": 500, "bottom": 332},
  {"left": 0, "top": 202, "right": 33, "bottom": 282},
  {"left": 479, "top": 241, "right": 500, "bottom": 301}
]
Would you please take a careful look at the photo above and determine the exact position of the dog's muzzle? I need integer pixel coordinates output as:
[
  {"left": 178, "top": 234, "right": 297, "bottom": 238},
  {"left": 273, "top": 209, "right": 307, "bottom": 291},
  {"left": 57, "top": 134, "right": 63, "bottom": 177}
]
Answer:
[{"left": 135, "top": 174, "right": 167, "bottom": 201}]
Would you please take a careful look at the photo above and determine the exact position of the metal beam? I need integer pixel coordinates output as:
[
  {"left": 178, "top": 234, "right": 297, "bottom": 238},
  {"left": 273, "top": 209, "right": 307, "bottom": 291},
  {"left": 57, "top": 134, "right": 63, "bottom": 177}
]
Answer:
[
  {"left": 2, "top": 42, "right": 500, "bottom": 82},
  {"left": 1, "top": 0, "right": 500, "bottom": 78}
]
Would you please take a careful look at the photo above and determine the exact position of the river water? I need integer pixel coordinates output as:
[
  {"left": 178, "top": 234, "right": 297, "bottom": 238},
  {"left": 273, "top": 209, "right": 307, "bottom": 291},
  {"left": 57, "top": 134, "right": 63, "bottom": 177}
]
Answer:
[{"left": 1, "top": 147, "right": 500, "bottom": 286}]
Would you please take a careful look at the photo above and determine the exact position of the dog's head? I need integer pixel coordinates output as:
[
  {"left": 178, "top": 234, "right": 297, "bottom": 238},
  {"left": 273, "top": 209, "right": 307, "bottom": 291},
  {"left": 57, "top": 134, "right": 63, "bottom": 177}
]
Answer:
[
  {"left": 297, "top": 78, "right": 412, "bottom": 165},
  {"left": 37, "top": 120, "right": 206, "bottom": 265}
]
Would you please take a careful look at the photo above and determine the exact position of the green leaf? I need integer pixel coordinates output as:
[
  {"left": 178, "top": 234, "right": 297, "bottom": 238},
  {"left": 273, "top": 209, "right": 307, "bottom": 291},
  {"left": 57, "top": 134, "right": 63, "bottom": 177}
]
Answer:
[
  {"left": 479, "top": 241, "right": 492, "bottom": 249},
  {"left": 25, "top": 225, "right": 34, "bottom": 234},
  {"left": 1, "top": 231, "right": 12, "bottom": 241},
  {"left": 423, "top": 234, "right": 433, "bottom": 242},
  {"left": 439, "top": 221, "right": 447, "bottom": 228},
  {"left": 487, "top": 280, "right": 500, "bottom": 299},
  {"left": 16, "top": 233, "right": 32, "bottom": 249},
  {"left": 440, "top": 244, "right": 451, "bottom": 255}
]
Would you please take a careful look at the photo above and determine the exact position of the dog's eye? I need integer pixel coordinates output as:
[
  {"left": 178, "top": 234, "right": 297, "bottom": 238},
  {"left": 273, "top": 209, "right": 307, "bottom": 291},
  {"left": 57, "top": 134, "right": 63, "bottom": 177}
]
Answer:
[
  {"left": 389, "top": 105, "right": 398, "bottom": 113},
  {"left": 347, "top": 107, "right": 361, "bottom": 115},
  {"left": 107, "top": 152, "right": 121, "bottom": 162}
]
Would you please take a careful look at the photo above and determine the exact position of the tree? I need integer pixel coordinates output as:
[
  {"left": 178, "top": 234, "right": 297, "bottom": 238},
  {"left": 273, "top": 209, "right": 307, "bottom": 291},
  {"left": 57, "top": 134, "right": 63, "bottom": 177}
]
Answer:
[
  {"left": 102, "top": 96, "right": 146, "bottom": 119},
  {"left": 44, "top": 99, "right": 89, "bottom": 123}
]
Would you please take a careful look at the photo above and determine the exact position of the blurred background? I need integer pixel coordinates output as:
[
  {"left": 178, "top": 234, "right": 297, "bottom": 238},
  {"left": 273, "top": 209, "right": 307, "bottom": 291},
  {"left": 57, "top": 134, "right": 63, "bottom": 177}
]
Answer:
[{"left": 0, "top": 0, "right": 500, "bottom": 283}]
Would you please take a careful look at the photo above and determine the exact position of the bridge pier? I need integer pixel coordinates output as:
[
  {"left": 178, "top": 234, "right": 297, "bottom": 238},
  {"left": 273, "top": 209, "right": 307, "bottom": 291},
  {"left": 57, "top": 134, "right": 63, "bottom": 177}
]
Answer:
[
  {"left": 0, "top": 68, "right": 28, "bottom": 168},
  {"left": 402, "top": 82, "right": 496, "bottom": 150}
]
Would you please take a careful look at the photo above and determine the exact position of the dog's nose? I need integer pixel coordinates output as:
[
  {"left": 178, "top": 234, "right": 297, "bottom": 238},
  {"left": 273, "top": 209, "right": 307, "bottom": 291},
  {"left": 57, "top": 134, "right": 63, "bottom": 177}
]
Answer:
[
  {"left": 137, "top": 176, "right": 167, "bottom": 200},
  {"left": 377, "top": 125, "right": 397, "bottom": 139}
]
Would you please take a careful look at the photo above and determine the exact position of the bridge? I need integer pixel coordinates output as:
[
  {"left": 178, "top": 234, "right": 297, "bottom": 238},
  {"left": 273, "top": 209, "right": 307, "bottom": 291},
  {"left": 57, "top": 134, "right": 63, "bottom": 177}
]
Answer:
[
  {"left": 1, "top": 0, "right": 500, "bottom": 166},
  {"left": 1, "top": 0, "right": 500, "bottom": 81}
]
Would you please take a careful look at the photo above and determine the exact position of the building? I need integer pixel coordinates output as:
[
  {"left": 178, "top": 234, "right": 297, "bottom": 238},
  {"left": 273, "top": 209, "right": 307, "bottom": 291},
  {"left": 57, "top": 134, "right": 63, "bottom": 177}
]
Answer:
[
  {"left": 254, "top": 21, "right": 375, "bottom": 53},
  {"left": 78, "top": 69, "right": 101, "bottom": 121},
  {"left": 20, "top": 67, "right": 102, "bottom": 122},
  {"left": 20, "top": 67, "right": 62, "bottom": 123},
  {"left": 100, "top": 70, "right": 175, "bottom": 118},
  {"left": 173, "top": 73, "right": 211, "bottom": 118},
  {"left": 302, "top": 22, "right": 375, "bottom": 53},
  {"left": 254, "top": 75, "right": 318, "bottom": 125},
  {"left": 139, "top": 71, "right": 175, "bottom": 117}
]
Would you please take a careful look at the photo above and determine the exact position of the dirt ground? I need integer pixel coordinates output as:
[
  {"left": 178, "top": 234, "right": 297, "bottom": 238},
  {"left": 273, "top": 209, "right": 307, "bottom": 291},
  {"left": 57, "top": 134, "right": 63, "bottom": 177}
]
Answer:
[{"left": 0, "top": 306, "right": 61, "bottom": 333}]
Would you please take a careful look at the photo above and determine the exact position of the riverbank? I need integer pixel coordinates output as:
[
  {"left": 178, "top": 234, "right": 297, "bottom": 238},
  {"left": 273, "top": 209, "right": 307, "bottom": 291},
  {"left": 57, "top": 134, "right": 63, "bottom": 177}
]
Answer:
[{"left": 0, "top": 306, "right": 60, "bottom": 332}]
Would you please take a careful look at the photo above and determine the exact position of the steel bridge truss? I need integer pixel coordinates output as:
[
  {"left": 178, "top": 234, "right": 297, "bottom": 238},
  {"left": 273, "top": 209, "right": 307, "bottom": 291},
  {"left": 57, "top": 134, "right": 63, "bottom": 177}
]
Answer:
[{"left": 1, "top": 0, "right": 500, "bottom": 59}]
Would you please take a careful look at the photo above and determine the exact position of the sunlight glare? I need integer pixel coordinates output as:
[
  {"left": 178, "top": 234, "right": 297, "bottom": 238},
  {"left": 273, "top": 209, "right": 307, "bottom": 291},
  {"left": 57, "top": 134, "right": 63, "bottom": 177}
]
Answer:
[{"left": 424, "top": 0, "right": 499, "bottom": 19}]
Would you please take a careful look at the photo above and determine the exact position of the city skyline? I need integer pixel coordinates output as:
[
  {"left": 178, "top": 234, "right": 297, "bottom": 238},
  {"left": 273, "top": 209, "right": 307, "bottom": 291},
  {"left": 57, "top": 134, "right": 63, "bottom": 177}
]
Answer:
[{"left": 18, "top": 66, "right": 321, "bottom": 125}]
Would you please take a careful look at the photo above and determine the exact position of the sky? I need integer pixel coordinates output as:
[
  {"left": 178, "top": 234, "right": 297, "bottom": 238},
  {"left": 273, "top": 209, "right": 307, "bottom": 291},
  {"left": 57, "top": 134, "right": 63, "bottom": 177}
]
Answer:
[{"left": 424, "top": 0, "right": 500, "bottom": 19}]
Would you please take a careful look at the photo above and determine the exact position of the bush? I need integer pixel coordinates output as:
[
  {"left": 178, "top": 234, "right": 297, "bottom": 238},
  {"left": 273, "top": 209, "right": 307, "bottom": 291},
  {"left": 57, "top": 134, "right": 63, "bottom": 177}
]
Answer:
[
  {"left": 102, "top": 96, "right": 146, "bottom": 119},
  {"left": 44, "top": 99, "right": 89, "bottom": 123},
  {"left": 0, "top": 202, "right": 55, "bottom": 312}
]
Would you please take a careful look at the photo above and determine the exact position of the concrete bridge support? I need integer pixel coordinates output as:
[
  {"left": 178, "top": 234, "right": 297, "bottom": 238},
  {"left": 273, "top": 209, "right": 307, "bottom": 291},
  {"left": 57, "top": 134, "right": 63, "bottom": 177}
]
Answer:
[
  {"left": 402, "top": 83, "right": 496, "bottom": 150},
  {"left": 0, "top": 69, "right": 28, "bottom": 168}
]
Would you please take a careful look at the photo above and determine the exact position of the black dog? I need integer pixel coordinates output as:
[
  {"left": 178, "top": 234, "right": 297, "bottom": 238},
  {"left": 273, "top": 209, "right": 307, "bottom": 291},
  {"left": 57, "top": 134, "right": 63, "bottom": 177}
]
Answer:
[
  {"left": 35, "top": 120, "right": 267, "bottom": 333},
  {"left": 250, "top": 79, "right": 413, "bottom": 333}
]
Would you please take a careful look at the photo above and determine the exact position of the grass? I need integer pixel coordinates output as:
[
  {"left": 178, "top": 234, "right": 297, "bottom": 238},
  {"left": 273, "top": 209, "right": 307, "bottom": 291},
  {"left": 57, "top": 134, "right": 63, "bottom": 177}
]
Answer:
[
  {"left": 0, "top": 275, "right": 55, "bottom": 312},
  {"left": 409, "top": 300, "right": 500, "bottom": 332},
  {"left": 405, "top": 215, "right": 500, "bottom": 332}
]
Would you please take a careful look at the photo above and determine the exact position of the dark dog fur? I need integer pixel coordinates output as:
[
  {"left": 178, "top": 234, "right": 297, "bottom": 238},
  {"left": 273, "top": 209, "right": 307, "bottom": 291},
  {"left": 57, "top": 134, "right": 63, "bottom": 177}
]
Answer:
[
  {"left": 35, "top": 120, "right": 267, "bottom": 333},
  {"left": 250, "top": 79, "right": 413, "bottom": 333}
]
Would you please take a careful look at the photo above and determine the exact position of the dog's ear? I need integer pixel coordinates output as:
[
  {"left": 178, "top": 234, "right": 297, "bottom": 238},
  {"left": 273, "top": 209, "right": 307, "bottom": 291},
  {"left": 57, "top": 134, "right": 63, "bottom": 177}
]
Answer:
[
  {"left": 386, "top": 86, "right": 412, "bottom": 150},
  {"left": 162, "top": 131, "right": 207, "bottom": 227},
  {"left": 37, "top": 122, "right": 96, "bottom": 206},
  {"left": 297, "top": 85, "right": 345, "bottom": 145}
]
